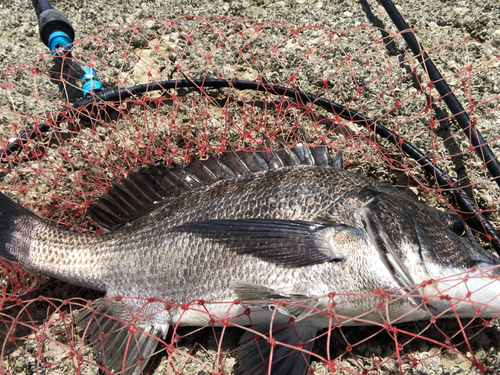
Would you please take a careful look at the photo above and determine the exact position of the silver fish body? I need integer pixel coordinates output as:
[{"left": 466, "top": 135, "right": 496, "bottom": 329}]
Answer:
[{"left": 1, "top": 144, "right": 499, "bottom": 375}]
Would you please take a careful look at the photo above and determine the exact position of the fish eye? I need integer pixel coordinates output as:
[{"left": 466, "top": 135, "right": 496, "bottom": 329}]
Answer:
[
  {"left": 439, "top": 213, "right": 468, "bottom": 236},
  {"left": 450, "top": 220, "right": 466, "bottom": 236}
]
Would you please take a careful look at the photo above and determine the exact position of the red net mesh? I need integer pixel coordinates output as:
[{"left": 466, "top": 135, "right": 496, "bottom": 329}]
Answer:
[{"left": 1, "top": 16, "right": 500, "bottom": 374}]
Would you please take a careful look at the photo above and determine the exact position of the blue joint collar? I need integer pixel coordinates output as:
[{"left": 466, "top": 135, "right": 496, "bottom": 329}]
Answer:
[{"left": 48, "top": 30, "right": 73, "bottom": 55}]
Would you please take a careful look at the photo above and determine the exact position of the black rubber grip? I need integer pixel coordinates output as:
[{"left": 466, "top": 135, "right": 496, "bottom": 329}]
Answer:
[{"left": 38, "top": 8, "right": 75, "bottom": 47}]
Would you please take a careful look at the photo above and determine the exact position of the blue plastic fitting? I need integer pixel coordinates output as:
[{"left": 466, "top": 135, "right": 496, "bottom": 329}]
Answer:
[
  {"left": 82, "top": 66, "right": 103, "bottom": 97},
  {"left": 47, "top": 30, "right": 72, "bottom": 54}
]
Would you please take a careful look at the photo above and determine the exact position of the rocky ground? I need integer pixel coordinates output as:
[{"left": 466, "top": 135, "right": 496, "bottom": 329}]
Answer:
[
  {"left": 1, "top": 0, "right": 499, "bottom": 73},
  {"left": 0, "top": 0, "right": 500, "bottom": 374}
]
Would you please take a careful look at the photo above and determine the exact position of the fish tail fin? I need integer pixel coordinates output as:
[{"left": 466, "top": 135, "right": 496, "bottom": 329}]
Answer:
[{"left": 0, "top": 191, "right": 38, "bottom": 262}]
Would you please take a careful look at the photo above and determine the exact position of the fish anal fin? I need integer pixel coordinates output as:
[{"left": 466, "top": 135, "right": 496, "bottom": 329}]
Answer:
[
  {"left": 169, "top": 218, "right": 347, "bottom": 267},
  {"left": 236, "top": 320, "right": 318, "bottom": 375},
  {"left": 76, "top": 298, "right": 166, "bottom": 375}
]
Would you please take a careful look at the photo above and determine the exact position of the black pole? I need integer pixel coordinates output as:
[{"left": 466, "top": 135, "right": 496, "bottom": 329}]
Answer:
[
  {"left": 32, "top": 0, "right": 53, "bottom": 17},
  {"left": 378, "top": 0, "right": 500, "bottom": 189}
]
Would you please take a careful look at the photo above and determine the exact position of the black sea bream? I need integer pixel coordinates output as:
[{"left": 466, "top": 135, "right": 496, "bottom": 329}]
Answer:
[{"left": 1, "top": 140, "right": 499, "bottom": 375}]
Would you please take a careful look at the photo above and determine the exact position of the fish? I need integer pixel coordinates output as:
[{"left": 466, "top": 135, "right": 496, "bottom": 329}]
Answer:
[{"left": 1, "top": 136, "right": 500, "bottom": 375}]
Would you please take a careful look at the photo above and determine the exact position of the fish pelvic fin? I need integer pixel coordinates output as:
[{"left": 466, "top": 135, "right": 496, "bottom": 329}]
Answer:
[
  {"left": 237, "top": 320, "right": 318, "bottom": 375},
  {"left": 76, "top": 298, "right": 166, "bottom": 375},
  {"left": 232, "top": 280, "right": 321, "bottom": 320},
  {"left": 0, "top": 191, "right": 40, "bottom": 263}
]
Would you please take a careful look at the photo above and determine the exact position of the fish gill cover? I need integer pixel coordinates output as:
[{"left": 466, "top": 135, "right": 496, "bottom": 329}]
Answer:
[{"left": 0, "top": 15, "right": 499, "bottom": 375}]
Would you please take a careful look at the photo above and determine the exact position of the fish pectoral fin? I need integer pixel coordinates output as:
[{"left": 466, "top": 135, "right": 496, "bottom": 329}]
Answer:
[
  {"left": 236, "top": 320, "right": 318, "bottom": 375},
  {"left": 232, "top": 281, "right": 319, "bottom": 320},
  {"left": 76, "top": 298, "right": 166, "bottom": 375},
  {"left": 169, "top": 218, "right": 345, "bottom": 267}
]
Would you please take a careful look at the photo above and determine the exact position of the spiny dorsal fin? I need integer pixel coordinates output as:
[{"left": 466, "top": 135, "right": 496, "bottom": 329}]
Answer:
[{"left": 87, "top": 137, "right": 340, "bottom": 230}]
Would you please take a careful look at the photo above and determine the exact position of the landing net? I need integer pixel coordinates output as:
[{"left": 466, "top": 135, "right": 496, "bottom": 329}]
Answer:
[{"left": 1, "top": 16, "right": 500, "bottom": 374}]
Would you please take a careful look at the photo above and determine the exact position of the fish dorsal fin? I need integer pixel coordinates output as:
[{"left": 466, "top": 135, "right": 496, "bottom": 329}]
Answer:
[{"left": 87, "top": 138, "right": 340, "bottom": 230}]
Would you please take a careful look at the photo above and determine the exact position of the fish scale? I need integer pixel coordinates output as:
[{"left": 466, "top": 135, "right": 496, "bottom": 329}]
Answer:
[{"left": 1, "top": 142, "right": 499, "bottom": 375}]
